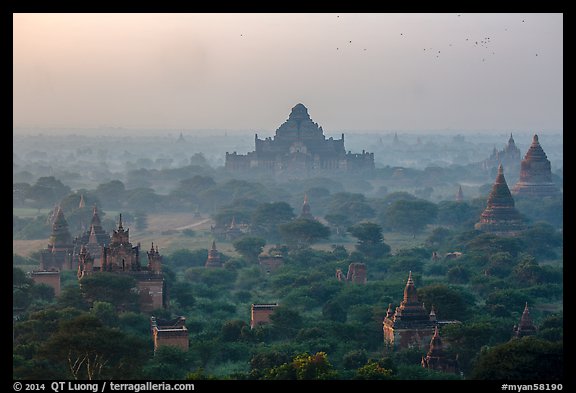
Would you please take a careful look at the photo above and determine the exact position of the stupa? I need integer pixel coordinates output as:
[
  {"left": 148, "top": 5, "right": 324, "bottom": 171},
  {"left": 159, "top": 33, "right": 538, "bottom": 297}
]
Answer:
[
  {"left": 511, "top": 134, "right": 560, "bottom": 198},
  {"left": 475, "top": 164, "right": 525, "bottom": 235}
]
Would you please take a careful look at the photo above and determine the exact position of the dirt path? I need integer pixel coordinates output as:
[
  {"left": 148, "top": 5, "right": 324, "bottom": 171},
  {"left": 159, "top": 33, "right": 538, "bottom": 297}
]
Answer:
[{"left": 175, "top": 218, "right": 211, "bottom": 231}]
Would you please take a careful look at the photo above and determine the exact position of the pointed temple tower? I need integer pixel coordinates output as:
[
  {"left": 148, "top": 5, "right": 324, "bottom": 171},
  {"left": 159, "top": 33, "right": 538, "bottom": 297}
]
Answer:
[
  {"left": 205, "top": 240, "right": 223, "bottom": 268},
  {"left": 73, "top": 205, "right": 111, "bottom": 267},
  {"left": 512, "top": 302, "right": 538, "bottom": 338},
  {"left": 455, "top": 185, "right": 464, "bottom": 202},
  {"left": 512, "top": 134, "right": 560, "bottom": 198},
  {"left": 299, "top": 194, "right": 314, "bottom": 219},
  {"left": 76, "top": 205, "right": 110, "bottom": 247},
  {"left": 225, "top": 216, "right": 243, "bottom": 241},
  {"left": 421, "top": 326, "right": 460, "bottom": 374},
  {"left": 475, "top": 164, "right": 525, "bottom": 236},
  {"left": 383, "top": 272, "right": 437, "bottom": 349},
  {"left": 40, "top": 206, "right": 74, "bottom": 270},
  {"left": 101, "top": 214, "right": 140, "bottom": 272},
  {"left": 481, "top": 134, "right": 521, "bottom": 180}
]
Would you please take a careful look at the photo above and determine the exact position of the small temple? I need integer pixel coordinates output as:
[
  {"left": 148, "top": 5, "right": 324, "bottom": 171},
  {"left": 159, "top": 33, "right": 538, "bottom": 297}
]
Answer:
[
  {"left": 205, "top": 240, "right": 223, "bottom": 268},
  {"left": 455, "top": 185, "right": 464, "bottom": 202},
  {"left": 475, "top": 164, "right": 525, "bottom": 236},
  {"left": 73, "top": 205, "right": 110, "bottom": 267},
  {"left": 39, "top": 206, "right": 74, "bottom": 271},
  {"left": 512, "top": 302, "right": 538, "bottom": 338},
  {"left": 150, "top": 316, "right": 189, "bottom": 352},
  {"left": 383, "top": 272, "right": 438, "bottom": 349},
  {"left": 421, "top": 326, "right": 460, "bottom": 374},
  {"left": 77, "top": 215, "right": 165, "bottom": 312},
  {"left": 481, "top": 133, "right": 521, "bottom": 180},
  {"left": 299, "top": 194, "right": 314, "bottom": 220},
  {"left": 511, "top": 134, "right": 560, "bottom": 198},
  {"left": 250, "top": 303, "right": 279, "bottom": 329}
]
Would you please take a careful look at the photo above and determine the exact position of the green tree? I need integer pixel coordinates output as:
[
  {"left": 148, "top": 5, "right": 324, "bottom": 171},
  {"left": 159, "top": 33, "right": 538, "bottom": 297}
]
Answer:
[
  {"left": 143, "top": 345, "right": 192, "bottom": 380},
  {"left": 79, "top": 272, "right": 139, "bottom": 312},
  {"left": 232, "top": 236, "right": 266, "bottom": 263},
  {"left": 165, "top": 249, "right": 208, "bottom": 268},
  {"left": 251, "top": 202, "right": 295, "bottom": 241},
  {"left": 124, "top": 188, "right": 162, "bottom": 211},
  {"left": 324, "top": 213, "right": 352, "bottom": 237},
  {"left": 38, "top": 314, "right": 149, "bottom": 380},
  {"left": 383, "top": 199, "right": 438, "bottom": 237},
  {"left": 348, "top": 222, "right": 391, "bottom": 259},
  {"left": 279, "top": 218, "right": 331, "bottom": 248},
  {"left": 90, "top": 301, "right": 119, "bottom": 326},
  {"left": 269, "top": 306, "right": 303, "bottom": 338},
  {"left": 220, "top": 320, "right": 249, "bottom": 342},
  {"left": 486, "top": 251, "right": 515, "bottom": 278},
  {"left": 322, "top": 300, "right": 347, "bottom": 323},
  {"left": 94, "top": 180, "right": 126, "bottom": 209},
  {"left": 265, "top": 352, "right": 338, "bottom": 380},
  {"left": 353, "top": 359, "right": 393, "bottom": 380},
  {"left": 417, "top": 284, "right": 475, "bottom": 320},
  {"left": 436, "top": 201, "right": 480, "bottom": 229},
  {"left": 326, "top": 192, "right": 375, "bottom": 224},
  {"left": 13, "top": 267, "right": 34, "bottom": 309},
  {"left": 470, "top": 336, "right": 563, "bottom": 380},
  {"left": 29, "top": 176, "right": 71, "bottom": 207},
  {"left": 512, "top": 255, "right": 546, "bottom": 286}
]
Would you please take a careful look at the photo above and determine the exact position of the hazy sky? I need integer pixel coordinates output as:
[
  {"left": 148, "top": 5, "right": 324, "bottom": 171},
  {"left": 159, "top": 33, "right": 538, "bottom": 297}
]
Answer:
[{"left": 13, "top": 13, "right": 563, "bottom": 133}]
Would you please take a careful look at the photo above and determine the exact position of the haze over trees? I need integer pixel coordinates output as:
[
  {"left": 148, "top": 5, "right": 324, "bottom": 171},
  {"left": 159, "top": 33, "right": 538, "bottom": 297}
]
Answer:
[{"left": 13, "top": 131, "right": 563, "bottom": 380}]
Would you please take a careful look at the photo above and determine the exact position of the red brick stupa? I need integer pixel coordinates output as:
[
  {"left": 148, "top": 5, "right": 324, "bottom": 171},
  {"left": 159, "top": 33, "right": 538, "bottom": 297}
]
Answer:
[
  {"left": 512, "top": 134, "right": 559, "bottom": 198},
  {"left": 205, "top": 240, "right": 223, "bottom": 268},
  {"left": 421, "top": 326, "right": 460, "bottom": 374},
  {"left": 475, "top": 164, "right": 525, "bottom": 235},
  {"left": 512, "top": 302, "right": 538, "bottom": 338}
]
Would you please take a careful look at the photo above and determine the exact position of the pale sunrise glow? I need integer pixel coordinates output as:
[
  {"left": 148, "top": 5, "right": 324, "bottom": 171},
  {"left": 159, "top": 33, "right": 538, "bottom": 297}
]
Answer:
[{"left": 13, "top": 13, "right": 563, "bottom": 132}]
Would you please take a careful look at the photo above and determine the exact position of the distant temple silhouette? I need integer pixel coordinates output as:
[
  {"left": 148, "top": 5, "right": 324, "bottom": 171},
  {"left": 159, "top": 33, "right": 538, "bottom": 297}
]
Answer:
[{"left": 225, "top": 103, "right": 374, "bottom": 176}]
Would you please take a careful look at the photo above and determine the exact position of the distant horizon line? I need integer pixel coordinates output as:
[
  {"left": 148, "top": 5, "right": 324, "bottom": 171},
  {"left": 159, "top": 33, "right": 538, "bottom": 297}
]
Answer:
[{"left": 13, "top": 126, "right": 564, "bottom": 136}]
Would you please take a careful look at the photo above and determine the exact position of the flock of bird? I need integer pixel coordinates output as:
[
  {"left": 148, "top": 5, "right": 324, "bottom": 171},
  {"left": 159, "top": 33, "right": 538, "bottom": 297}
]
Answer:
[
  {"left": 330, "top": 14, "right": 540, "bottom": 63},
  {"left": 237, "top": 14, "right": 541, "bottom": 63}
]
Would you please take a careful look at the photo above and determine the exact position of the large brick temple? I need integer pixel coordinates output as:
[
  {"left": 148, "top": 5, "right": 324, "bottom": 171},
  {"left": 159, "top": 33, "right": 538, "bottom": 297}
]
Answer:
[
  {"left": 512, "top": 134, "right": 560, "bottom": 198},
  {"left": 225, "top": 103, "right": 374, "bottom": 176},
  {"left": 475, "top": 163, "right": 525, "bottom": 236}
]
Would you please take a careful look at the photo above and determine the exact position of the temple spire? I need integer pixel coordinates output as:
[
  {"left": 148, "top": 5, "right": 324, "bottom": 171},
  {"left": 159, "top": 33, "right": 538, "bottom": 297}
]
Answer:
[
  {"left": 403, "top": 271, "right": 418, "bottom": 303},
  {"left": 300, "top": 193, "right": 313, "bottom": 219},
  {"left": 512, "top": 134, "right": 559, "bottom": 198},
  {"left": 206, "top": 240, "right": 222, "bottom": 268},
  {"left": 513, "top": 302, "right": 537, "bottom": 338},
  {"left": 456, "top": 185, "right": 464, "bottom": 202},
  {"left": 475, "top": 163, "right": 524, "bottom": 235}
]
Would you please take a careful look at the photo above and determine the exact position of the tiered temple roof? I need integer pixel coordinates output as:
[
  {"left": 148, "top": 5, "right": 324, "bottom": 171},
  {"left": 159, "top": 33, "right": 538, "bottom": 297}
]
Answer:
[
  {"left": 421, "top": 326, "right": 459, "bottom": 374},
  {"left": 205, "top": 240, "right": 223, "bottom": 268},
  {"left": 512, "top": 134, "right": 560, "bottom": 198},
  {"left": 225, "top": 103, "right": 374, "bottom": 174},
  {"left": 40, "top": 206, "right": 74, "bottom": 270},
  {"left": 383, "top": 272, "right": 437, "bottom": 349},
  {"left": 513, "top": 302, "right": 538, "bottom": 338},
  {"left": 475, "top": 164, "right": 525, "bottom": 235}
]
